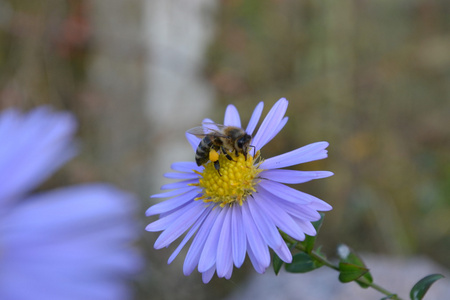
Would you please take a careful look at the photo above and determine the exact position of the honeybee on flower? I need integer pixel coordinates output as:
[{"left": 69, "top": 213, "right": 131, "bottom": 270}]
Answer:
[
  {"left": 187, "top": 123, "right": 253, "bottom": 175},
  {"left": 146, "top": 98, "right": 333, "bottom": 283}
]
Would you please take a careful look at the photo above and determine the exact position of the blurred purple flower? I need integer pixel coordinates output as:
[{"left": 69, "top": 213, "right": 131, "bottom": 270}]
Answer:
[
  {"left": 0, "top": 107, "right": 141, "bottom": 300},
  {"left": 146, "top": 98, "right": 333, "bottom": 283}
]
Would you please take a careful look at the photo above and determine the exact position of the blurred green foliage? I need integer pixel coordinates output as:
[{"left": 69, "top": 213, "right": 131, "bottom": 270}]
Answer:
[
  {"left": 207, "top": 0, "right": 450, "bottom": 267},
  {"left": 0, "top": 0, "right": 89, "bottom": 110}
]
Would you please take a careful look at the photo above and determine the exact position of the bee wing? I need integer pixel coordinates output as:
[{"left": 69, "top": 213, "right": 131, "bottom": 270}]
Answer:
[
  {"left": 186, "top": 123, "right": 228, "bottom": 138},
  {"left": 202, "top": 122, "right": 228, "bottom": 132}
]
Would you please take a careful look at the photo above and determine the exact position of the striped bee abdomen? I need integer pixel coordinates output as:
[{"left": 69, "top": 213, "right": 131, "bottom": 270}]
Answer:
[{"left": 195, "top": 136, "right": 213, "bottom": 166}]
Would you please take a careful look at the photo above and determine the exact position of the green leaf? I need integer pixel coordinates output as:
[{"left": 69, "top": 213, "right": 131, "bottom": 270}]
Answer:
[
  {"left": 285, "top": 252, "right": 323, "bottom": 273},
  {"left": 312, "top": 213, "right": 325, "bottom": 232},
  {"left": 301, "top": 213, "right": 325, "bottom": 253},
  {"left": 410, "top": 274, "right": 444, "bottom": 300},
  {"left": 337, "top": 244, "right": 373, "bottom": 287},
  {"left": 272, "top": 253, "right": 283, "bottom": 275},
  {"left": 338, "top": 261, "right": 369, "bottom": 283},
  {"left": 301, "top": 235, "right": 316, "bottom": 253}
]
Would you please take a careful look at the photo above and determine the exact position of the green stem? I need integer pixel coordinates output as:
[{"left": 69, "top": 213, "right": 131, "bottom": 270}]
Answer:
[{"left": 281, "top": 234, "right": 402, "bottom": 300}]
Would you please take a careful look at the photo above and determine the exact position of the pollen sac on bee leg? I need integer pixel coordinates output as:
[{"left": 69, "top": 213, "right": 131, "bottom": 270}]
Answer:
[{"left": 209, "top": 149, "right": 219, "bottom": 163}]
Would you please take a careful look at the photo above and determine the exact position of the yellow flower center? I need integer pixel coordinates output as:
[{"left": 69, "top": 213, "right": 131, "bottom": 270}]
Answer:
[{"left": 193, "top": 151, "right": 262, "bottom": 207}]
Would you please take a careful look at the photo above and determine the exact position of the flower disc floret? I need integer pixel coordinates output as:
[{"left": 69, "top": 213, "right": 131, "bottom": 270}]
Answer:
[{"left": 195, "top": 152, "right": 262, "bottom": 207}]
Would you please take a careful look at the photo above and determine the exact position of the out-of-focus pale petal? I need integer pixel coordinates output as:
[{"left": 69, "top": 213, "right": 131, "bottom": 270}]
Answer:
[
  {"left": 0, "top": 107, "right": 77, "bottom": 204},
  {"left": 185, "top": 132, "right": 201, "bottom": 152},
  {"left": 0, "top": 184, "right": 142, "bottom": 300},
  {"left": 223, "top": 105, "right": 241, "bottom": 127},
  {"left": 202, "top": 118, "right": 215, "bottom": 127}
]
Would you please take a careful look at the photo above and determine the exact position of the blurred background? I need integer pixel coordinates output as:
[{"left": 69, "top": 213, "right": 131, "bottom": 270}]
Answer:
[{"left": 0, "top": 0, "right": 449, "bottom": 299}]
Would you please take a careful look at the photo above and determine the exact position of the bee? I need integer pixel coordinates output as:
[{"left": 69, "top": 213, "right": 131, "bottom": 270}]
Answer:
[{"left": 187, "top": 123, "right": 253, "bottom": 175}]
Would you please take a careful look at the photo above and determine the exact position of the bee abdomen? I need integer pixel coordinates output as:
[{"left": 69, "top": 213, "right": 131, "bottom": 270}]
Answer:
[{"left": 195, "top": 136, "right": 213, "bottom": 166}]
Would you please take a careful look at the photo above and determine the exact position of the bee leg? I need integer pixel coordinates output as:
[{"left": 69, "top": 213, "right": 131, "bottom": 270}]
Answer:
[
  {"left": 221, "top": 146, "right": 235, "bottom": 161},
  {"left": 214, "top": 160, "right": 222, "bottom": 176}
]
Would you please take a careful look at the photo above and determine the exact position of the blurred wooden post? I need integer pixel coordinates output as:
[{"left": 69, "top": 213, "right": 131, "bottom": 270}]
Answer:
[{"left": 143, "top": 0, "right": 218, "bottom": 192}]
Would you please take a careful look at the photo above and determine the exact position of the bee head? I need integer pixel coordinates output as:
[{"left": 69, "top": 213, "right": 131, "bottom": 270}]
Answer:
[{"left": 236, "top": 134, "right": 252, "bottom": 158}]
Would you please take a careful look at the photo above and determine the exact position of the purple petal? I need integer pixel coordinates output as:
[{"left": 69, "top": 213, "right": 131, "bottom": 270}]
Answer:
[
  {"left": 171, "top": 161, "right": 202, "bottom": 173},
  {"left": 2, "top": 184, "right": 137, "bottom": 239},
  {"left": 216, "top": 207, "right": 233, "bottom": 278},
  {"left": 146, "top": 200, "right": 193, "bottom": 232},
  {"left": 255, "top": 189, "right": 306, "bottom": 241},
  {"left": 198, "top": 207, "right": 228, "bottom": 272},
  {"left": 151, "top": 187, "right": 197, "bottom": 198},
  {"left": 241, "top": 202, "right": 270, "bottom": 270},
  {"left": 277, "top": 199, "right": 322, "bottom": 221},
  {"left": 202, "top": 118, "right": 216, "bottom": 127},
  {"left": 0, "top": 107, "right": 77, "bottom": 203},
  {"left": 168, "top": 208, "right": 210, "bottom": 264},
  {"left": 185, "top": 132, "right": 201, "bottom": 152},
  {"left": 246, "top": 102, "right": 264, "bottom": 136},
  {"left": 307, "top": 198, "right": 333, "bottom": 211},
  {"left": 292, "top": 216, "right": 317, "bottom": 236},
  {"left": 231, "top": 204, "right": 246, "bottom": 268},
  {"left": 260, "top": 141, "right": 329, "bottom": 170},
  {"left": 164, "top": 172, "right": 199, "bottom": 180},
  {"left": 153, "top": 201, "right": 206, "bottom": 249},
  {"left": 259, "top": 169, "right": 334, "bottom": 184},
  {"left": 251, "top": 98, "right": 288, "bottom": 151},
  {"left": 258, "top": 180, "right": 311, "bottom": 205},
  {"left": 246, "top": 241, "right": 266, "bottom": 274},
  {"left": 224, "top": 262, "right": 233, "bottom": 279},
  {"left": 223, "top": 105, "right": 241, "bottom": 127},
  {"left": 265, "top": 116, "right": 288, "bottom": 145},
  {"left": 202, "top": 266, "right": 216, "bottom": 284},
  {"left": 146, "top": 189, "right": 198, "bottom": 216},
  {"left": 247, "top": 196, "right": 291, "bottom": 263},
  {"left": 160, "top": 179, "right": 198, "bottom": 190},
  {"left": 183, "top": 207, "right": 219, "bottom": 276},
  {"left": 0, "top": 184, "right": 141, "bottom": 300}
]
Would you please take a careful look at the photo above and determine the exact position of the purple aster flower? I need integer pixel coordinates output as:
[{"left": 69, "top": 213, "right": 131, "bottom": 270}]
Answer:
[
  {"left": 146, "top": 98, "right": 333, "bottom": 283},
  {"left": 0, "top": 107, "right": 141, "bottom": 300}
]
